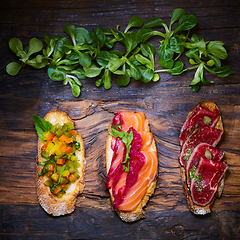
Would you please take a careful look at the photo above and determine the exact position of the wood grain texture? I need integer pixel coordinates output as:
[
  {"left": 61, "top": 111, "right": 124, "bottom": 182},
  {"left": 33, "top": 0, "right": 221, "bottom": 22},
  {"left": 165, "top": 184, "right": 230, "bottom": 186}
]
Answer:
[
  {"left": 0, "top": 0, "right": 240, "bottom": 239},
  {"left": 0, "top": 204, "right": 239, "bottom": 240}
]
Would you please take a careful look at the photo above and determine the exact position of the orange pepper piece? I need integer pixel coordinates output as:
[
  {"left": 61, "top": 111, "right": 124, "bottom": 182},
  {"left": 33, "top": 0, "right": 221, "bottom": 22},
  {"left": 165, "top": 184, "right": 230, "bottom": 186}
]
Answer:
[
  {"left": 59, "top": 144, "right": 67, "bottom": 153},
  {"left": 68, "top": 173, "right": 76, "bottom": 182},
  {"left": 52, "top": 136, "right": 58, "bottom": 142},
  {"left": 53, "top": 187, "right": 61, "bottom": 195},
  {"left": 48, "top": 164, "right": 55, "bottom": 172},
  {"left": 59, "top": 134, "right": 68, "bottom": 143},
  {"left": 65, "top": 137, "right": 73, "bottom": 144},
  {"left": 69, "top": 130, "right": 77, "bottom": 136},
  {"left": 56, "top": 158, "right": 65, "bottom": 165},
  {"left": 41, "top": 142, "right": 48, "bottom": 151},
  {"left": 59, "top": 184, "right": 68, "bottom": 189},
  {"left": 47, "top": 133, "right": 54, "bottom": 142},
  {"left": 66, "top": 146, "right": 73, "bottom": 153},
  {"left": 59, "top": 134, "right": 73, "bottom": 144},
  {"left": 47, "top": 171, "right": 53, "bottom": 176}
]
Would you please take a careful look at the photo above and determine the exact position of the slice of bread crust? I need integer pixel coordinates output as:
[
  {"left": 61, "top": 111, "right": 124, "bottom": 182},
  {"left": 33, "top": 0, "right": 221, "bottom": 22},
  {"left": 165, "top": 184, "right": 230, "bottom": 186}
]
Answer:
[
  {"left": 180, "top": 101, "right": 225, "bottom": 215},
  {"left": 106, "top": 114, "right": 158, "bottom": 222},
  {"left": 36, "top": 110, "right": 85, "bottom": 216}
]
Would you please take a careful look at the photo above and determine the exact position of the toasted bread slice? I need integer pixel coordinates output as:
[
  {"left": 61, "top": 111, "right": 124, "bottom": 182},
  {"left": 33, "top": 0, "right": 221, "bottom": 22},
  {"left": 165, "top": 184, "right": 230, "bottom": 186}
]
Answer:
[
  {"left": 106, "top": 113, "right": 158, "bottom": 222},
  {"left": 36, "top": 110, "right": 85, "bottom": 216},
  {"left": 180, "top": 101, "right": 225, "bottom": 215}
]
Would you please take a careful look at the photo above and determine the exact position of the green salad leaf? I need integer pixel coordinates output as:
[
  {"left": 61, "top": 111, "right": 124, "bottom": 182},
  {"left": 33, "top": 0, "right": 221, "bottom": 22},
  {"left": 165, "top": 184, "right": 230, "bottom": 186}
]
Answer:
[{"left": 6, "top": 8, "right": 232, "bottom": 96}]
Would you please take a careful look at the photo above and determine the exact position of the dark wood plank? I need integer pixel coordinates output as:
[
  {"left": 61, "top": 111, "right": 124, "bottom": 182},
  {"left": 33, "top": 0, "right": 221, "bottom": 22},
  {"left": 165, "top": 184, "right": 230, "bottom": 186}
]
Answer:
[
  {"left": 0, "top": 0, "right": 240, "bottom": 239},
  {"left": 0, "top": 100, "right": 239, "bottom": 211},
  {"left": 0, "top": 204, "right": 239, "bottom": 240}
]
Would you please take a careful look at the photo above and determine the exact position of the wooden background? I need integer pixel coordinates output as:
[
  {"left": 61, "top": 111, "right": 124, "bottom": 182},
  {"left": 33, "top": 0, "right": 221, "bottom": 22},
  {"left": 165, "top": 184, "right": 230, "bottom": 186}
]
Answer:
[{"left": 0, "top": 0, "right": 240, "bottom": 239}]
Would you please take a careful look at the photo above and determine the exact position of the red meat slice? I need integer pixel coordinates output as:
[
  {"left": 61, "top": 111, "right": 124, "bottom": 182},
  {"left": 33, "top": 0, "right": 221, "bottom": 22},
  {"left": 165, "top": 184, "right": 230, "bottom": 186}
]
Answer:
[
  {"left": 179, "top": 104, "right": 220, "bottom": 145},
  {"left": 179, "top": 126, "right": 223, "bottom": 166},
  {"left": 190, "top": 156, "right": 228, "bottom": 206},
  {"left": 185, "top": 143, "right": 224, "bottom": 185}
]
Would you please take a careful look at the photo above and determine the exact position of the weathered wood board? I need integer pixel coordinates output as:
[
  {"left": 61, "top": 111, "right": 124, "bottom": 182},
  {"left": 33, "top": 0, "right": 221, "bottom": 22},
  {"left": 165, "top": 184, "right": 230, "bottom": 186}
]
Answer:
[{"left": 0, "top": 0, "right": 240, "bottom": 239}]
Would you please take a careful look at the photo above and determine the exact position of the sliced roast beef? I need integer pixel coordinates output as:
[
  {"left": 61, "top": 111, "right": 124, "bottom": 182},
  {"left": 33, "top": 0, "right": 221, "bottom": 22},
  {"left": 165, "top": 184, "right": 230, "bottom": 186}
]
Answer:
[
  {"left": 190, "top": 156, "right": 228, "bottom": 206},
  {"left": 185, "top": 143, "right": 224, "bottom": 185},
  {"left": 179, "top": 104, "right": 220, "bottom": 145},
  {"left": 179, "top": 126, "right": 223, "bottom": 166}
]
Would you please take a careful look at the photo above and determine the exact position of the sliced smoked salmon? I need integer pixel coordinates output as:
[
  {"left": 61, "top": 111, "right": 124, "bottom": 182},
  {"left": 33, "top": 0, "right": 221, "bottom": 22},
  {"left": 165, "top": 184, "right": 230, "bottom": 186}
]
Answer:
[
  {"left": 115, "top": 150, "right": 158, "bottom": 211},
  {"left": 139, "top": 131, "right": 153, "bottom": 152},
  {"left": 112, "top": 111, "right": 146, "bottom": 132},
  {"left": 106, "top": 137, "right": 126, "bottom": 190},
  {"left": 106, "top": 111, "right": 158, "bottom": 222}
]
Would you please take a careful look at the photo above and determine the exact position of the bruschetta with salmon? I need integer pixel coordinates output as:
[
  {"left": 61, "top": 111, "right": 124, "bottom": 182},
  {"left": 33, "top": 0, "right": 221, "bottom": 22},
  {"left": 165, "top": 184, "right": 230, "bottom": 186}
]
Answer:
[
  {"left": 179, "top": 101, "right": 228, "bottom": 215},
  {"left": 106, "top": 111, "right": 158, "bottom": 222},
  {"left": 33, "top": 110, "right": 85, "bottom": 216}
]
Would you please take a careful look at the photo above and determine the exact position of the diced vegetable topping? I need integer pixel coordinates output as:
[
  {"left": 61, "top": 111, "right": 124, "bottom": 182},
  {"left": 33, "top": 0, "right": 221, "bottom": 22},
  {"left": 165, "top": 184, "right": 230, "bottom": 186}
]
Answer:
[{"left": 38, "top": 122, "right": 81, "bottom": 198}]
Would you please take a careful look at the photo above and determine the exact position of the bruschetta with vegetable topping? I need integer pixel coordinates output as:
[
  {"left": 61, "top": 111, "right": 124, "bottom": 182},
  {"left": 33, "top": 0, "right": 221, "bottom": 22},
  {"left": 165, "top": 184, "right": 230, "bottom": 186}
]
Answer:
[{"left": 33, "top": 110, "right": 85, "bottom": 216}]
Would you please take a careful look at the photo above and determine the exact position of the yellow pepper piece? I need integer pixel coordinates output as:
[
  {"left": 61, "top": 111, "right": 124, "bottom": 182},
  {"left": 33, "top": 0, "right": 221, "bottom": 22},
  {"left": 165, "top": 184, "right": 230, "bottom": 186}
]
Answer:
[
  {"left": 47, "top": 141, "right": 62, "bottom": 156},
  {"left": 43, "top": 131, "right": 51, "bottom": 141},
  {"left": 62, "top": 170, "right": 70, "bottom": 177},
  {"left": 51, "top": 172, "right": 59, "bottom": 182},
  {"left": 45, "top": 142, "right": 54, "bottom": 155}
]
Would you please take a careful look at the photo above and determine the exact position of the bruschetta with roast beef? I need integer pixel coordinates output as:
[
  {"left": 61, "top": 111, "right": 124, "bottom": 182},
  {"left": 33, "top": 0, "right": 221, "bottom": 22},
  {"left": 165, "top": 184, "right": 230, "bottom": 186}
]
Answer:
[
  {"left": 179, "top": 101, "right": 228, "bottom": 215},
  {"left": 33, "top": 111, "right": 85, "bottom": 216},
  {"left": 106, "top": 111, "right": 158, "bottom": 222}
]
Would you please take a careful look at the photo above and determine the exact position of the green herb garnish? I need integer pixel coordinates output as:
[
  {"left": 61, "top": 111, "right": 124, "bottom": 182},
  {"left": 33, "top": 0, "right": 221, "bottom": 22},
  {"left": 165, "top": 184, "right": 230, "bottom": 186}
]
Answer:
[
  {"left": 195, "top": 175, "right": 203, "bottom": 192},
  {"left": 6, "top": 8, "right": 232, "bottom": 97},
  {"left": 189, "top": 165, "right": 197, "bottom": 180},
  {"left": 75, "top": 142, "right": 81, "bottom": 151},
  {"left": 189, "top": 165, "right": 203, "bottom": 192},
  {"left": 51, "top": 164, "right": 66, "bottom": 190},
  {"left": 184, "top": 149, "right": 192, "bottom": 161},
  {"left": 109, "top": 125, "right": 134, "bottom": 172},
  {"left": 32, "top": 114, "right": 52, "bottom": 142},
  {"left": 37, "top": 159, "right": 55, "bottom": 176}
]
